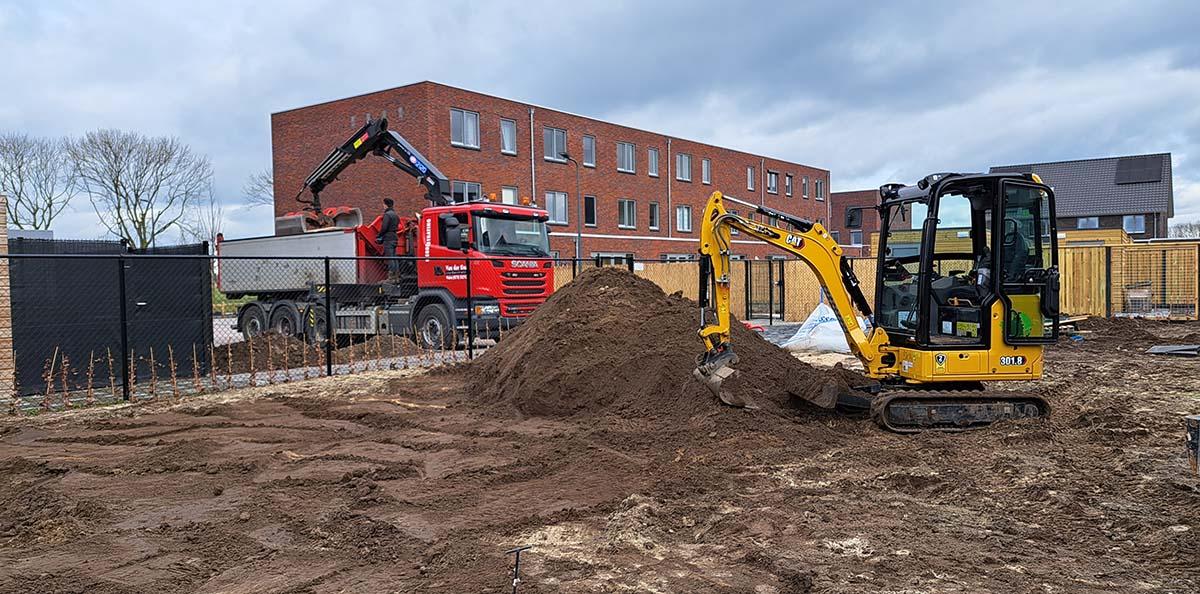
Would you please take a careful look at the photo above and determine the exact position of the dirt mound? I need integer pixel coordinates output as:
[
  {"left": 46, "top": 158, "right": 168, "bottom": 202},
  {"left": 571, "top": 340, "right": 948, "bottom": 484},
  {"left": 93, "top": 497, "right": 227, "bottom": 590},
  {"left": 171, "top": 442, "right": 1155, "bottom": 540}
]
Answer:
[
  {"left": 215, "top": 335, "right": 315, "bottom": 375},
  {"left": 463, "top": 267, "right": 872, "bottom": 418}
]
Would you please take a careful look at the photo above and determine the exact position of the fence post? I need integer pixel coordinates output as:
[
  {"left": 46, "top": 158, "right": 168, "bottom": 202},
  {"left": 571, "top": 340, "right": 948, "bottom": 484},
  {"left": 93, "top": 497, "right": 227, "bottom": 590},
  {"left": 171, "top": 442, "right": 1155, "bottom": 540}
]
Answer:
[
  {"left": 1104, "top": 246, "right": 1113, "bottom": 317},
  {"left": 571, "top": 257, "right": 577, "bottom": 280},
  {"left": 324, "top": 257, "right": 333, "bottom": 376},
  {"left": 465, "top": 257, "right": 474, "bottom": 360},
  {"left": 117, "top": 255, "right": 130, "bottom": 401},
  {"left": 1160, "top": 248, "right": 1168, "bottom": 314},
  {"left": 767, "top": 261, "right": 774, "bottom": 326},
  {"left": 594, "top": 254, "right": 601, "bottom": 268},
  {"left": 625, "top": 255, "right": 634, "bottom": 273},
  {"left": 779, "top": 258, "right": 787, "bottom": 322},
  {"left": 744, "top": 260, "right": 752, "bottom": 321}
]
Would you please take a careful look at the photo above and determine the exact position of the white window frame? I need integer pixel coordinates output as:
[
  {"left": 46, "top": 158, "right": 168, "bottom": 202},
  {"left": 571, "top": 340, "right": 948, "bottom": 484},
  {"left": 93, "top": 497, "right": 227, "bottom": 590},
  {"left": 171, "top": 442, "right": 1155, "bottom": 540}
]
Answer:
[
  {"left": 451, "top": 180, "right": 482, "bottom": 203},
  {"left": 676, "top": 205, "right": 693, "bottom": 233},
  {"left": 815, "top": 179, "right": 825, "bottom": 201},
  {"left": 785, "top": 174, "right": 793, "bottom": 196},
  {"left": 450, "top": 108, "right": 480, "bottom": 149},
  {"left": 617, "top": 142, "right": 636, "bottom": 173},
  {"left": 618, "top": 199, "right": 637, "bottom": 229},
  {"left": 747, "top": 166, "right": 756, "bottom": 191},
  {"left": 501, "top": 186, "right": 518, "bottom": 205},
  {"left": 543, "top": 127, "right": 567, "bottom": 162},
  {"left": 584, "top": 195, "right": 597, "bottom": 227},
  {"left": 545, "top": 191, "right": 568, "bottom": 224},
  {"left": 850, "top": 230, "right": 863, "bottom": 245},
  {"left": 500, "top": 118, "right": 517, "bottom": 155},
  {"left": 766, "top": 170, "right": 778, "bottom": 194},
  {"left": 648, "top": 148, "right": 659, "bottom": 177},
  {"left": 702, "top": 158, "right": 712, "bottom": 185},
  {"left": 802, "top": 176, "right": 809, "bottom": 198},
  {"left": 582, "top": 135, "right": 596, "bottom": 167},
  {"left": 660, "top": 253, "right": 695, "bottom": 261},
  {"left": 648, "top": 201, "right": 660, "bottom": 231},
  {"left": 1122, "top": 214, "right": 1145, "bottom": 234},
  {"left": 1077, "top": 216, "right": 1099, "bottom": 229},
  {"left": 676, "top": 153, "right": 692, "bottom": 182}
]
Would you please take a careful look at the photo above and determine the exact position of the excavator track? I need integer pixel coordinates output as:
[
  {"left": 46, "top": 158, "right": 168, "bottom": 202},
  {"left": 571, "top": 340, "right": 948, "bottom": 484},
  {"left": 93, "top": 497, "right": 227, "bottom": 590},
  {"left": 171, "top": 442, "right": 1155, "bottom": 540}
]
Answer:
[{"left": 871, "top": 389, "right": 1050, "bottom": 433}]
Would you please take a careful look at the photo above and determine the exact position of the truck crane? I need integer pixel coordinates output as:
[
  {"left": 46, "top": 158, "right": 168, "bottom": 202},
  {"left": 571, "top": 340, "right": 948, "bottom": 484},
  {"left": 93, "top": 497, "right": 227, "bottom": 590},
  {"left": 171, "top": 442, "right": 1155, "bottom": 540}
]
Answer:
[
  {"left": 217, "top": 117, "right": 554, "bottom": 348},
  {"left": 695, "top": 172, "right": 1060, "bottom": 432}
]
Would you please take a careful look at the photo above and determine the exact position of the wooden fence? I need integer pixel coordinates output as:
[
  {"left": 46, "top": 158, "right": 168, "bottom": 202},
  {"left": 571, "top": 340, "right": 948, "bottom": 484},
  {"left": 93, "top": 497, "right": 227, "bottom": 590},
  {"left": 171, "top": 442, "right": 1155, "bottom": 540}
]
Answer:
[{"left": 556, "top": 241, "right": 1200, "bottom": 322}]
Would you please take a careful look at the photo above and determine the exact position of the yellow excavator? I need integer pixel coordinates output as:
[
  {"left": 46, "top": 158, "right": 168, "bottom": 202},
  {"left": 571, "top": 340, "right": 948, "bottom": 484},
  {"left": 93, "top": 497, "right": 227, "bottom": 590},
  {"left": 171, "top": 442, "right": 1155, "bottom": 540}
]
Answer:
[{"left": 695, "top": 172, "right": 1061, "bottom": 432}]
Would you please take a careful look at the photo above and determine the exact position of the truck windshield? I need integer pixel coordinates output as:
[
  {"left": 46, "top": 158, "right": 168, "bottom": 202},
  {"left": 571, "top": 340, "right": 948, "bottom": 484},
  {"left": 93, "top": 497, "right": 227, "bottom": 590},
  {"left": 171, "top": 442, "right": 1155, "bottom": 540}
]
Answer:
[{"left": 474, "top": 215, "right": 551, "bottom": 257}]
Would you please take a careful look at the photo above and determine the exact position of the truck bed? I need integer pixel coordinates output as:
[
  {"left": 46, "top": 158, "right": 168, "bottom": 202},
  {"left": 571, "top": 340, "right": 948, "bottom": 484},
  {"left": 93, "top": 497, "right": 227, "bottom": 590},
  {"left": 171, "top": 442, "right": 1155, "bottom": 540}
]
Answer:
[{"left": 218, "top": 230, "right": 363, "bottom": 294}]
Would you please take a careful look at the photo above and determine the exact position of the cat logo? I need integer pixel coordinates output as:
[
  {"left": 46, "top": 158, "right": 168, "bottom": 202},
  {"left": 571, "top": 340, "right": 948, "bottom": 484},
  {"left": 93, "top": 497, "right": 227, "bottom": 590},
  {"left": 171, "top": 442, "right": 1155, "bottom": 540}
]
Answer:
[
  {"left": 785, "top": 234, "right": 803, "bottom": 248},
  {"left": 934, "top": 353, "right": 947, "bottom": 369}
]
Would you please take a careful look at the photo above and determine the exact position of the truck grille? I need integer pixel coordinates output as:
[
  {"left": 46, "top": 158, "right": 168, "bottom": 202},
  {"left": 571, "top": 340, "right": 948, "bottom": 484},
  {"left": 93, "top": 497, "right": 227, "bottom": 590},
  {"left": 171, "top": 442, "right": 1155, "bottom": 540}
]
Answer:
[{"left": 501, "top": 271, "right": 547, "bottom": 296}]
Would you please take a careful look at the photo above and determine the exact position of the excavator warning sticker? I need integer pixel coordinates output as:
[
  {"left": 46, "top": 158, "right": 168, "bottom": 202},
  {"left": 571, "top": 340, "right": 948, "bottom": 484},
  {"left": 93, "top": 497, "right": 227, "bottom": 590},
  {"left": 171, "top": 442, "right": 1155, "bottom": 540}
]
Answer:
[{"left": 999, "top": 355, "right": 1026, "bottom": 366}]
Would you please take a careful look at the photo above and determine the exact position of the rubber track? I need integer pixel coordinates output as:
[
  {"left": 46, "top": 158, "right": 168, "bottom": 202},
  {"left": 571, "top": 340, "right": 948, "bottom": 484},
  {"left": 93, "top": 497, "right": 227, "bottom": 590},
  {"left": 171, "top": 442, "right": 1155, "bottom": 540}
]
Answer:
[{"left": 871, "top": 389, "right": 1050, "bottom": 433}]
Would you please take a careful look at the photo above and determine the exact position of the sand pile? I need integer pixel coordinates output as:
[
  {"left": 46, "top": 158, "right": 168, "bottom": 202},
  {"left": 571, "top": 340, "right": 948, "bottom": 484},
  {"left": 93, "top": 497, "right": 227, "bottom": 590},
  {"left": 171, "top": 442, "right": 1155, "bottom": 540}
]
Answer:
[{"left": 464, "top": 267, "right": 872, "bottom": 418}]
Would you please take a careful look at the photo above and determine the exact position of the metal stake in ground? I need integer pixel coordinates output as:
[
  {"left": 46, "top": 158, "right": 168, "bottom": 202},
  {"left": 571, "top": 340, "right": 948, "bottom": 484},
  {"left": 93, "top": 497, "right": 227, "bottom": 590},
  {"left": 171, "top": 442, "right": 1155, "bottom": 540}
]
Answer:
[{"left": 505, "top": 545, "right": 532, "bottom": 593}]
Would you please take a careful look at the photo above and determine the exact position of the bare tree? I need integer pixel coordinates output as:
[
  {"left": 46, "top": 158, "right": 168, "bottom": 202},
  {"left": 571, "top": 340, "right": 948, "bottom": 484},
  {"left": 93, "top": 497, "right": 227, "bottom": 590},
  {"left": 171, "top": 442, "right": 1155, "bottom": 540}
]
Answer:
[
  {"left": 1169, "top": 221, "right": 1200, "bottom": 238},
  {"left": 181, "top": 189, "right": 224, "bottom": 247},
  {"left": 69, "top": 129, "right": 212, "bottom": 249},
  {"left": 242, "top": 168, "right": 274, "bottom": 207},
  {"left": 0, "top": 133, "right": 76, "bottom": 229}
]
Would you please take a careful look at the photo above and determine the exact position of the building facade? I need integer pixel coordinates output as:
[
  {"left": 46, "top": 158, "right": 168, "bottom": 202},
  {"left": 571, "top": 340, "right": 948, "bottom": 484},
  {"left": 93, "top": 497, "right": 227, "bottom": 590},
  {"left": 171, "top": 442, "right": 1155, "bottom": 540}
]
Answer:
[
  {"left": 990, "top": 153, "right": 1174, "bottom": 240},
  {"left": 828, "top": 189, "right": 880, "bottom": 257},
  {"left": 271, "top": 81, "right": 831, "bottom": 260}
]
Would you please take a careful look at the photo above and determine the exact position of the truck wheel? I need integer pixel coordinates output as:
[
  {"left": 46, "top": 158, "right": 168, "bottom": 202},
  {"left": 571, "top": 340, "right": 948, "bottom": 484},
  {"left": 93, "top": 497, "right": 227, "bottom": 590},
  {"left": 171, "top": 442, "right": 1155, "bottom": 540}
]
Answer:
[
  {"left": 269, "top": 302, "right": 301, "bottom": 337},
  {"left": 303, "top": 305, "right": 328, "bottom": 344},
  {"left": 239, "top": 303, "right": 267, "bottom": 341},
  {"left": 414, "top": 304, "right": 456, "bottom": 350}
]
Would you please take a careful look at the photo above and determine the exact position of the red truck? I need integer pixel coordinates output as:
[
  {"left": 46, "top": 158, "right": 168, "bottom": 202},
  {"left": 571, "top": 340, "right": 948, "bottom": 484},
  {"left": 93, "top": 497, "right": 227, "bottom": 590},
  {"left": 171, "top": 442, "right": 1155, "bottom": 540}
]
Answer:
[{"left": 217, "top": 117, "right": 554, "bottom": 348}]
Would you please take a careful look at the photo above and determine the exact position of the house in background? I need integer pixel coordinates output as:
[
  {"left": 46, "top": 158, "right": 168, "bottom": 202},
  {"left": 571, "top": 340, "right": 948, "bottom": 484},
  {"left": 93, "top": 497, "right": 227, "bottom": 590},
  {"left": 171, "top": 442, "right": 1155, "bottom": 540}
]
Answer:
[
  {"left": 828, "top": 189, "right": 880, "bottom": 257},
  {"left": 990, "top": 153, "right": 1173, "bottom": 240}
]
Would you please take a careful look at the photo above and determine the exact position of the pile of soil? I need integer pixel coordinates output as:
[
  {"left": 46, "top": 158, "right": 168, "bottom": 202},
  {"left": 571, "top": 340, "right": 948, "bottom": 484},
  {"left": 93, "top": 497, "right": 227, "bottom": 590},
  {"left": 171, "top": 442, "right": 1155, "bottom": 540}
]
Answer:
[
  {"left": 216, "top": 335, "right": 314, "bottom": 375},
  {"left": 463, "top": 267, "right": 873, "bottom": 418}
]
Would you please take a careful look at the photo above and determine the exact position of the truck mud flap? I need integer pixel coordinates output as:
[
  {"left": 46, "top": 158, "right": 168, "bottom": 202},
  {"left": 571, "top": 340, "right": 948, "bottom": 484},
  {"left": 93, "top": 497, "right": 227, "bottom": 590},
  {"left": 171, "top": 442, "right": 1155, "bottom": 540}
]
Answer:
[{"left": 871, "top": 391, "right": 1050, "bottom": 433}]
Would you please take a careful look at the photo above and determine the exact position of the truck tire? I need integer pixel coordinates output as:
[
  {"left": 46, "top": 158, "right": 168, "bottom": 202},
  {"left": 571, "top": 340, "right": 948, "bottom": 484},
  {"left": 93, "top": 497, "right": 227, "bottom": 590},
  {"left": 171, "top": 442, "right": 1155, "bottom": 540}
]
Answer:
[
  {"left": 414, "top": 304, "right": 456, "bottom": 350},
  {"left": 269, "top": 301, "right": 301, "bottom": 337},
  {"left": 239, "top": 303, "right": 267, "bottom": 341},
  {"left": 303, "top": 304, "right": 329, "bottom": 344}
]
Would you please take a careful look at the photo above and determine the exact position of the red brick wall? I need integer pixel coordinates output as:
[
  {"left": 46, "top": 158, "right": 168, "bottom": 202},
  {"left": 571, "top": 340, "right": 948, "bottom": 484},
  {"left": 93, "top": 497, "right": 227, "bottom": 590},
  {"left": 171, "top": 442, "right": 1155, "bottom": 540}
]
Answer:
[
  {"left": 270, "top": 81, "right": 831, "bottom": 259},
  {"left": 828, "top": 189, "right": 880, "bottom": 257}
]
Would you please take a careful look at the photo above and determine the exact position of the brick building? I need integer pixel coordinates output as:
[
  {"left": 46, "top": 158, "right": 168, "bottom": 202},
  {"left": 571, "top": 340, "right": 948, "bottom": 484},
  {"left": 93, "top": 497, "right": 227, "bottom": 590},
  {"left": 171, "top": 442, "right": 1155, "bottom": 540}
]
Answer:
[
  {"left": 271, "top": 81, "right": 831, "bottom": 260},
  {"left": 827, "top": 189, "right": 880, "bottom": 257}
]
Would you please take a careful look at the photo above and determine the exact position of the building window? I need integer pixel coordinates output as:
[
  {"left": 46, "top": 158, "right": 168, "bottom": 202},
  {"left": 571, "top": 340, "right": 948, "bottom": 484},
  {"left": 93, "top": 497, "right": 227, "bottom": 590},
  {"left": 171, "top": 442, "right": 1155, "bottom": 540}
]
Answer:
[
  {"left": 815, "top": 179, "right": 825, "bottom": 201},
  {"left": 1077, "top": 216, "right": 1099, "bottom": 230},
  {"left": 850, "top": 230, "right": 863, "bottom": 245},
  {"left": 450, "top": 108, "right": 480, "bottom": 149},
  {"left": 647, "top": 148, "right": 659, "bottom": 177},
  {"left": 451, "top": 181, "right": 481, "bottom": 203},
  {"left": 1123, "top": 214, "right": 1146, "bottom": 234},
  {"left": 747, "top": 166, "right": 756, "bottom": 191},
  {"left": 500, "top": 119, "right": 517, "bottom": 155},
  {"left": 545, "top": 191, "right": 568, "bottom": 224},
  {"left": 728, "top": 209, "right": 739, "bottom": 235},
  {"left": 676, "top": 153, "right": 692, "bottom": 182},
  {"left": 543, "top": 127, "right": 567, "bottom": 162},
  {"left": 830, "top": 230, "right": 841, "bottom": 243},
  {"left": 584, "top": 195, "right": 597, "bottom": 226},
  {"left": 618, "top": 199, "right": 637, "bottom": 229},
  {"left": 660, "top": 254, "right": 695, "bottom": 261},
  {"left": 802, "top": 176, "right": 809, "bottom": 198},
  {"left": 648, "top": 201, "right": 660, "bottom": 230},
  {"left": 501, "top": 186, "right": 518, "bottom": 205},
  {"left": 785, "top": 174, "right": 793, "bottom": 196},
  {"left": 767, "top": 171, "right": 779, "bottom": 194},
  {"left": 617, "top": 142, "right": 636, "bottom": 173},
  {"left": 702, "top": 158, "right": 711, "bottom": 184},
  {"left": 676, "top": 205, "right": 693, "bottom": 232},
  {"left": 583, "top": 135, "right": 596, "bottom": 167}
]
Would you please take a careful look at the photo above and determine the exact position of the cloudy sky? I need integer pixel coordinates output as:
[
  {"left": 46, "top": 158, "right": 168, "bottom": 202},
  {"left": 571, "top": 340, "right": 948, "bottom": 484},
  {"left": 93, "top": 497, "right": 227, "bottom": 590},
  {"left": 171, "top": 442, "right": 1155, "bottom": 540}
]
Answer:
[{"left": 2, "top": 0, "right": 1198, "bottom": 240}]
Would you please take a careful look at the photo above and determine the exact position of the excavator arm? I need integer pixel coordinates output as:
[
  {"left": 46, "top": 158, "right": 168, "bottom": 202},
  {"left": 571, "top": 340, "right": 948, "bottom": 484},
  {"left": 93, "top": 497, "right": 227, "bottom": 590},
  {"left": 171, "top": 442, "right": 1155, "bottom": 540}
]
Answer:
[
  {"left": 294, "top": 117, "right": 452, "bottom": 229},
  {"left": 694, "top": 191, "right": 890, "bottom": 407}
]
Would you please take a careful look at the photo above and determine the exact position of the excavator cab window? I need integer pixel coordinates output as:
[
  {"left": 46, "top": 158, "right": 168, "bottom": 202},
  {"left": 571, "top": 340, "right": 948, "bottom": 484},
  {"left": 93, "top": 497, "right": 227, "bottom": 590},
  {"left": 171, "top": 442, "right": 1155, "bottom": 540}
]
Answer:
[
  {"left": 997, "top": 182, "right": 1059, "bottom": 343},
  {"left": 925, "top": 188, "right": 992, "bottom": 346},
  {"left": 876, "top": 200, "right": 925, "bottom": 340}
]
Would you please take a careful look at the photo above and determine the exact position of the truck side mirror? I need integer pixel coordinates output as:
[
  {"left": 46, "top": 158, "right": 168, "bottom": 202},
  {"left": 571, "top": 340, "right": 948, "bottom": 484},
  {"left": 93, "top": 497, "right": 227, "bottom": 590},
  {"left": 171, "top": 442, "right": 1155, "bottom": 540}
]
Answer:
[
  {"left": 441, "top": 213, "right": 463, "bottom": 250},
  {"left": 458, "top": 227, "right": 470, "bottom": 253}
]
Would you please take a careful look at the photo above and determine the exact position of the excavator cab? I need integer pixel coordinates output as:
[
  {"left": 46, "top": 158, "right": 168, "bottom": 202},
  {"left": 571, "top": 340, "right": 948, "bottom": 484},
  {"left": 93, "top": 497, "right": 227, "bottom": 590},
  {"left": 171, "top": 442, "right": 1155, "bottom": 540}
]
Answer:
[{"left": 876, "top": 173, "right": 1060, "bottom": 352}]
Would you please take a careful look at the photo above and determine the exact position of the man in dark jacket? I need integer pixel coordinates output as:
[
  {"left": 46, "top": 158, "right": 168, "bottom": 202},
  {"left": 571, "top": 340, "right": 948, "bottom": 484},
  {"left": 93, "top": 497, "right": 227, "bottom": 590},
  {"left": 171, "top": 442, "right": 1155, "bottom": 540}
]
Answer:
[{"left": 377, "top": 198, "right": 400, "bottom": 282}]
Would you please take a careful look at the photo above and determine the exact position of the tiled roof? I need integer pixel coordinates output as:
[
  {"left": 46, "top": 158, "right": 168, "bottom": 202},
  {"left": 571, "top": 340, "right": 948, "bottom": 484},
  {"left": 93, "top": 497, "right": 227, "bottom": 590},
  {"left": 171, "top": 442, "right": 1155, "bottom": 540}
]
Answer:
[{"left": 990, "top": 153, "right": 1172, "bottom": 218}]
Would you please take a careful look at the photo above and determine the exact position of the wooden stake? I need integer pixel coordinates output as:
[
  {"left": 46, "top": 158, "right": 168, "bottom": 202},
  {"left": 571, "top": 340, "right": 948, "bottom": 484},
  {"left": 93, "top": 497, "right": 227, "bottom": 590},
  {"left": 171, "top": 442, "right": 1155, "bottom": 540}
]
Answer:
[
  {"left": 85, "top": 351, "right": 96, "bottom": 406},
  {"left": 148, "top": 348, "right": 158, "bottom": 401},
  {"left": 192, "top": 344, "right": 204, "bottom": 394},
  {"left": 106, "top": 348, "right": 117, "bottom": 401},
  {"left": 265, "top": 335, "right": 275, "bottom": 384},
  {"left": 128, "top": 349, "right": 138, "bottom": 402},
  {"left": 282, "top": 337, "right": 291, "bottom": 383},
  {"left": 59, "top": 354, "right": 71, "bottom": 409},
  {"left": 248, "top": 338, "right": 257, "bottom": 387},
  {"left": 167, "top": 345, "right": 179, "bottom": 402},
  {"left": 225, "top": 342, "right": 233, "bottom": 389},
  {"left": 42, "top": 347, "right": 59, "bottom": 411},
  {"left": 209, "top": 342, "right": 218, "bottom": 389}
]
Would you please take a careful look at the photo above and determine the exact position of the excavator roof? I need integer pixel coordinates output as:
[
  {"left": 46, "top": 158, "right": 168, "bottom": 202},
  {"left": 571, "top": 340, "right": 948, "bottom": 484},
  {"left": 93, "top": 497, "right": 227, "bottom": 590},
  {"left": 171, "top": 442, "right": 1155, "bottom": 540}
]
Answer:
[{"left": 879, "top": 172, "right": 1045, "bottom": 206}]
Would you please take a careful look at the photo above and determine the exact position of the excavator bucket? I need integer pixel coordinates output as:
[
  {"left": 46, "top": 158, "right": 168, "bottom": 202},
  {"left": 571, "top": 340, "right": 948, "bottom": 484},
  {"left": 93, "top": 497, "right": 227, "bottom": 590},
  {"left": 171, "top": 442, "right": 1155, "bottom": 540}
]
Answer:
[{"left": 694, "top": 349, "right": 748, "bottom": 407}]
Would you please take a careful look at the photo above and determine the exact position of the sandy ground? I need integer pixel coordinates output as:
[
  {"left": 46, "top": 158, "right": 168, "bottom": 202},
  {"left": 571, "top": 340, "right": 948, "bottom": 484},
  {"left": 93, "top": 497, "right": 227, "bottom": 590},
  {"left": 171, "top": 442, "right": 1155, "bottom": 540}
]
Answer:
[{"left": 1, "top": 321, "right": 1199, "bottom": 593}]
